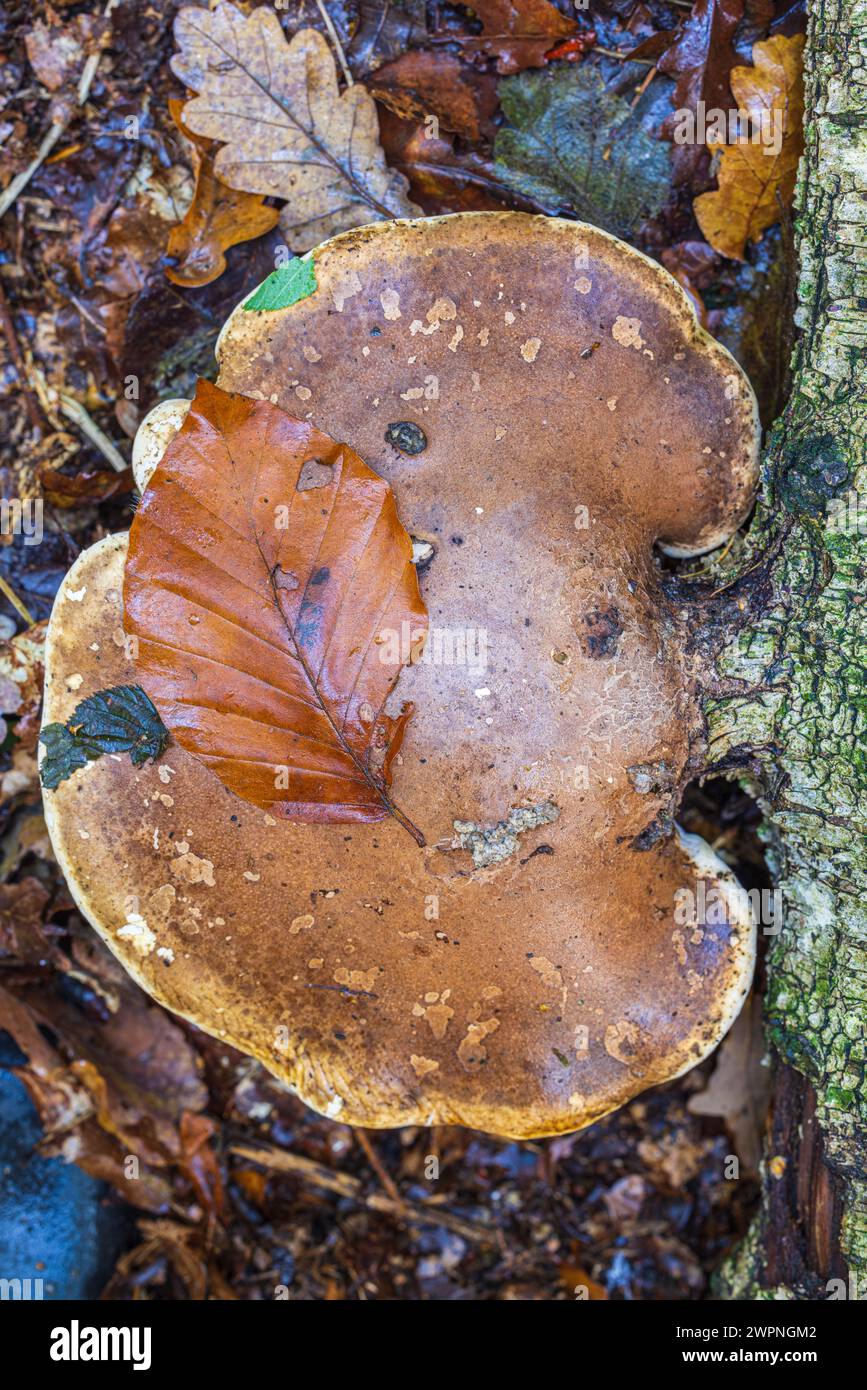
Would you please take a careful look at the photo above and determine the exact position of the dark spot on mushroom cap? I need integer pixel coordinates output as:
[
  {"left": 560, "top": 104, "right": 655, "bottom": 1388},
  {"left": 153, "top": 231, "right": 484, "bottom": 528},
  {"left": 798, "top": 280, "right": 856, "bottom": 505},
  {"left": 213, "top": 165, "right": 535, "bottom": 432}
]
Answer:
[
  {"left": 386, "top": 421, "right": 427, "bottom": 455},
  {"left": 579, "top": 604, "right": 623, "bottom": 658}
]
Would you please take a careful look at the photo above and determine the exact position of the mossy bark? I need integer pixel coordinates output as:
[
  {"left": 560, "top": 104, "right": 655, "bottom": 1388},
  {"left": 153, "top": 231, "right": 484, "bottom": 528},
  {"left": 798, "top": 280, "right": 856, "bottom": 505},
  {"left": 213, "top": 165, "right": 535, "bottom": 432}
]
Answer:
[{"left": 705, "top": 0, "right": 867, "bottom": 1297}]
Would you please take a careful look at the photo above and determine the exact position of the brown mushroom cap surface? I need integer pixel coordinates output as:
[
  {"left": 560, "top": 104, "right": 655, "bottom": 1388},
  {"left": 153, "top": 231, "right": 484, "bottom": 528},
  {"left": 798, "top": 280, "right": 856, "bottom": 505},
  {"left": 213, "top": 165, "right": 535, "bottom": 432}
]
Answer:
[{"left": 42, "top": 213, "right": 759, "bottom": 1138}]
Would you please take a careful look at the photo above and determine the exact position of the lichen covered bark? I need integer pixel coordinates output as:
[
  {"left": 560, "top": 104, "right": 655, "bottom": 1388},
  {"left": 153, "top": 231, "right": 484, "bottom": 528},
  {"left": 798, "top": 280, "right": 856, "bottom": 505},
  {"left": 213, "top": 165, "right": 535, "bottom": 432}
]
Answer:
[{"left": 705, "top": 0, "right": 867, "bottom": 1294}]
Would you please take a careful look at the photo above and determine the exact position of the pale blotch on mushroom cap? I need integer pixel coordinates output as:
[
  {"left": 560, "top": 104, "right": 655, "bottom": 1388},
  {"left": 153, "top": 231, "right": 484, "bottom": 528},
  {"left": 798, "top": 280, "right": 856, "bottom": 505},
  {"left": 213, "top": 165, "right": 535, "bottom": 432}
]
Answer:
[
  {"left": 41, "top": 213, "right": 760, "bottom": 1139},
  {"left": 131, "top": 398, "right": 191, "bottom": 493}
]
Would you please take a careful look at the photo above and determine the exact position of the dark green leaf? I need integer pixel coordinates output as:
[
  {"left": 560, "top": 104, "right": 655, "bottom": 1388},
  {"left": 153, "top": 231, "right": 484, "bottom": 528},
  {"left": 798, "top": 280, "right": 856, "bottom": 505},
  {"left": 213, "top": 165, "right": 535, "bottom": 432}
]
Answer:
[
  {"left": 242, "top": 257, "right": 317, "bottom": 312},
  {"left": 494, "top": 65, "right": 671, "bottom": 240},
  {"left": 39, "top": 723, "right": 94, "bottom": 790},
  {"left": 40, "top": 685, "right": 169, "bottom": 789}
]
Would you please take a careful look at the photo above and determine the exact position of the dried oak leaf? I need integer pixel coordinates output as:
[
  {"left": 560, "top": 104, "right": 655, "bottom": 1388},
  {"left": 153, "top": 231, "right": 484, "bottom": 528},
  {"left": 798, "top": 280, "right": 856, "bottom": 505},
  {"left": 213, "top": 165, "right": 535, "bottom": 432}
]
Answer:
[
  {"left": 694, "top": 33, "right": 805, "bottom": 260},
  {"left": 124, "top": 380, "right": 428, "bottom": 844},
  {"left": 165, "top": 98, "right": 280, "bottom": 290},
  {"left": 658, "top": 0, "right": 745, "bottom": 180},
  {"left": 171, "top": 5, "right": 419, "bottom": 252},
  {"left": 450, "top": 0, "right": 578, "bottom": 75}
]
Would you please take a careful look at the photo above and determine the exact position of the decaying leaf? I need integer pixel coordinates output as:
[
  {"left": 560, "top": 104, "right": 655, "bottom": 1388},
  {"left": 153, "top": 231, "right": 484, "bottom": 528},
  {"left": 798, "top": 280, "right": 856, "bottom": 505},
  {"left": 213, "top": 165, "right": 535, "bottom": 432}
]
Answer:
[
  {"left": 494, "top": 64, "right": 671, "bottom": 239},
  {"left": 37, "top": 460, "right": 134, "bottom": 508},
  {"left": 365, "top": 50, "right": 500, "bottom": 143},
  {"left": 124, "top": 380, "right": 428, "bottom": 843},
  {"left": 39, "top": 684, "right": 169, "bottom": 789},
  {"left": 694, "top": 34, "right": 805, "bottom": 260},
  {"left": 171, "top": 5, "right": 419, "bottom": 252},
  {"left": 450, "top": 0, "right": 578, "bottom": 75},
  {"left": 378, "top": 108, "right": 519, "bottom": 216},
  {"left": 659, "top": 0, "right": 744, "bottom": 179},
  {"left": 687, "top": 993, "right": 771, "bottom": 1173},
  {"left": 165, "top": 99, "right": 280, "bottom": 290}
]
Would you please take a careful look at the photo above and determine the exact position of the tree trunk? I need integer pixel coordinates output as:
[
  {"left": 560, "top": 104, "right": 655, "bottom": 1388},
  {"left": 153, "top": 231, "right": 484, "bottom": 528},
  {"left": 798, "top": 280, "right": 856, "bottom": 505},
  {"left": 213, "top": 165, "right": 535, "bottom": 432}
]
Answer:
[{"left": 707, "top": 0, "right": 867, "bottom": 1297}]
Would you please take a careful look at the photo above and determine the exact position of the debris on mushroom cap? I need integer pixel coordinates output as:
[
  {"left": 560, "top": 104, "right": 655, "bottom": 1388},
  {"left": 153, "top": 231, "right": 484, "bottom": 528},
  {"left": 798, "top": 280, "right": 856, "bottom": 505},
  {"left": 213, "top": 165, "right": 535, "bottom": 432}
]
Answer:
[{"left": 40, "top": 213, "right": 760, "bottom": 1139}]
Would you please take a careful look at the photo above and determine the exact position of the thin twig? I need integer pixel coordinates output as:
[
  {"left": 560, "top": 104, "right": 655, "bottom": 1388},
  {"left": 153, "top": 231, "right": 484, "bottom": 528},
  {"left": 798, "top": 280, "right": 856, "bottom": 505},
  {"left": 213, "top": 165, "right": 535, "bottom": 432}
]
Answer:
[
  {"left": 354, "top": 1128, "right": 405, "bottom": 1207},
  {"left": 630, "top": 63, "right": 658, "bottom": 111},
  {"left": 229, "top": 1142, "right": 495, "bottom": 1245},
  {"left": 0, "top": 277, "right": 45, "bottom": 435},
  {"left": 59, "top": 394, "right": 128, "bottom": 472},
  {"left": 0, "top": 123, "right": 66, "bottom": 222},
  {"left": 0, "top": 573, "right": 35, "bottom": 627},
  {"left": 77, "top": 0, "right": 120, "bottom": 105},
  {"left": 315, "top": 0, "right": 353, "bottom": 86},
  {"left": 593, "top": 45, "right": 657, "bottom": 65},
  {"left": 0, "top": 0, "right": 118, "bottom": 223}
]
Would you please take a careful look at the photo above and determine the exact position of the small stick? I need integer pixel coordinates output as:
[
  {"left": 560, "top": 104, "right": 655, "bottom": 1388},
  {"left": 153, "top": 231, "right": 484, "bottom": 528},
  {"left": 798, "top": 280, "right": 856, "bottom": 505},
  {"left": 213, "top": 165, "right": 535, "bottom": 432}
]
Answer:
[
  {"left": 229, "top": 1141, "right": 495, "bottom": 1245},
  {"left": 77, "top": 0, "right": 120, "bottom": 105},
  {"left": 59, "top": 394, "right": 128, "bottom": 472},
  {"left": 630, "top": 63, "right": 658, "bottom": 111},
  {"left": 593, "top": 45, "right": 656, "bottom": 65},
  {"left": 0, "top": 0, "right": 118, "bottom": 223},
  {"left": 354, "top": 1128, "right": 405, "bottom": 1207},
  {"left": 0, "top": 123, "right": 65, "bottom": 222},
  {"left": 315, "top": 0, "right": 353, "bottom": 86},
  {"left": 0, "top": 277, "right": 45, "bottom": 435},
  {"left": 0, "top": 573, "right": 35, "bottom": 627}
]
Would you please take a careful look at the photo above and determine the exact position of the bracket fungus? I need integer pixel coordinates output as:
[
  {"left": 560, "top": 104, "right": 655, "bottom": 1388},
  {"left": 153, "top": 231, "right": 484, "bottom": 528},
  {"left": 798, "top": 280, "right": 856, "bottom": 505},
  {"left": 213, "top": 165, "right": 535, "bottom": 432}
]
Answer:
[{"left": 41, "top": 213, "right": 760, "bottom": 1138}]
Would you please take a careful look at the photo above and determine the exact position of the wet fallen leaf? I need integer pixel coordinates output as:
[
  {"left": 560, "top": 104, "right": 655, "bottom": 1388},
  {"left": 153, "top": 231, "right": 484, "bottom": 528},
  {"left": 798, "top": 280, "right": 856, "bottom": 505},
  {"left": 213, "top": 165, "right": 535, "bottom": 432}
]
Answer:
[
  {"left": 24, "top": 13, "right": 106, "bottom": 93},
  {"left": 365, "top": 51, "right": 500, "bottom": 143},
  {"left": 378, "top": 109, "right": 519, "bottom": 216},
  {"left": 171, "top": 5, "right": 419, "bottom": 251},
  {"left": 659, "top": 0, "right": 745, "bottom": 180},
  {"left": 449, "top": 0, "right": 578, "bottom": 75},
  {"left": 348, "top": 0, "right": 430, "bottom": 76},
  {"left": 165, "top": 99, "right": 280, "bottom": 290},
  {"left": 661, "top": 239, "right": 719, "bottom": 327},
  {"left": 124, "top": 380, "right": 428, "bottom": 842},
  {"left": 0, "top": 877, "right": 51, "bottom": 962},
  {"left": 38, "top": 460, "right": 134, "bottom": 507},
  {"left": 694, "top": 33, "right": 805, "bottom": 259},
  {"left": 687, "top": 993, "right": 771, "bottom": 1173},
  {"left": 494, "top": 64, "right": 671, "bottom": 239}
]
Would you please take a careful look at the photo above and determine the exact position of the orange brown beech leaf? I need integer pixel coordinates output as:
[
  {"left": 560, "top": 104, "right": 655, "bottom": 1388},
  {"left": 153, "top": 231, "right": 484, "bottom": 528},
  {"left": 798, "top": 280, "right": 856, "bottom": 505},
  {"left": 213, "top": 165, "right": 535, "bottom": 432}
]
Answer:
[
  {"left": 123, "top": 380, "right": 429, "bottom": 845},
  {"left": 165, "top": 98, "right": 280, "bottom": 289},
  {"left": 694, "top": 33, "right": 805, "bottom": 261}
]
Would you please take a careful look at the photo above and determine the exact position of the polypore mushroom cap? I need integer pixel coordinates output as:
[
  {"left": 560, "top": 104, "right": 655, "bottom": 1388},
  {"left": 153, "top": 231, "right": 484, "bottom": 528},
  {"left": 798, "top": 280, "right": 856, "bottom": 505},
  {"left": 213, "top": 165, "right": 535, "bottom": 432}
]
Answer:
[{"left": 41, "top": 213, "right": 759, "bottom": 1138}]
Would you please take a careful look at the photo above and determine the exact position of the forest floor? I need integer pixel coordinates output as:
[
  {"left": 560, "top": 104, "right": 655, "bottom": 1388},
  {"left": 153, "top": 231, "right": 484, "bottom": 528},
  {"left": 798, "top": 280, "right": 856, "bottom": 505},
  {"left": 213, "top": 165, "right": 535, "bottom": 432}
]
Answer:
[{"left": 0, "top": 0, "right": 802, "bottom": 1298}]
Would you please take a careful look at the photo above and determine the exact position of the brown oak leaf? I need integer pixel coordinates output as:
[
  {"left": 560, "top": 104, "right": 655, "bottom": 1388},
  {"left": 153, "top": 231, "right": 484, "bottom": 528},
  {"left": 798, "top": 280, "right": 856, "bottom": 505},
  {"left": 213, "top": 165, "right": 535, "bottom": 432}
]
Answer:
[
  {"left": 165, "top": 98, "right": 280, "bottom": 289},
  {"left": 124, "top": 380, "right": 428, "bottom": 844},
  {"left": 171, "top": 5, "right": 419, "bottom": 251},
  {"left": 694, "top": 33, "right": 805, "bottom": 260}
]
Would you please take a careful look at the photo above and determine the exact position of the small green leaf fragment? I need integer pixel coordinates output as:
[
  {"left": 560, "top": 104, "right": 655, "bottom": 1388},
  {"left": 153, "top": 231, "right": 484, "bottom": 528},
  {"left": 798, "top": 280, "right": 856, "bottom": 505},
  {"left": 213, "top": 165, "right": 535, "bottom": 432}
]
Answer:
[
  {"left": 39, "top": 685, "right": 169, "bottom": 789},
  {"left": 243, "top": 258, "right": 317, "bottom": 312},
  {"left": 39, "top": 723, "right": 94, "bottom": 790}
]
